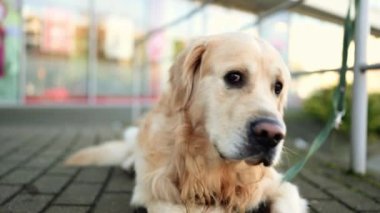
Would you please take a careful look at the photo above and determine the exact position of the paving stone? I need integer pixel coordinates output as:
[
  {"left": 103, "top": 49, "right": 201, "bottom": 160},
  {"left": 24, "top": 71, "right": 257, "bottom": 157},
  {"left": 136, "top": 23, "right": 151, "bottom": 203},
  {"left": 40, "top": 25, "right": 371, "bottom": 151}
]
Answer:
[
  {"left": 309, "top": 200, "right": 354, "bottom": 213},
  {"left": 2, "top": 127, "right": 380, "bottom": 213},
  {"left": 39, "top": 149, "right": 65, "bottom": 158},
  {"left": 44, "top": 135, "right": 77, "bottom": 152},
  {"left": 294, "top": 178, "right": 330, "bottom": 200},
  {"left": 2, "top": 151, "right": 32, "bottom": 163},
  {"left": 45, "top": 205, "right": 90, "bottom": 213},
  {"left": 301, "top": 170, "right": 345, "bottom": 190},
  {"left": 47, "top": 164, "right": 79, "bottom": 176},
  {"left": 70, "top": 133, "right": 97, "bottom": 151},
  {"left": 328, "top": 188, "right": 380, "bottom": 211},
  {"left": 55, "top": 183, "right": 102, "bottom": 205},
  {"left": 74, "top": 167, "right": 110, "bottom": 183},
  {"left": 2, "top": 193, "right": 52, "bottom": 213},
  {"left": 18, "top": 144, "right": 46, "bottom": 153},
  {"left": 0, "top": 144, "right": 20, "bottom": 158},
  {"left": 0, "top": 161, "right": 19, "bottom": 177},
  {"left": 2, "top": 139, "right": 51, "bottom": 162},
  {"left": 0, "top": 168, "right": 42, "bottom": 184},
  {"left": 97, "top": 129, "right": 117, "bottom": 144},
  {"left": 32, "top": 175, "right": 71, "bottom": 194},
  {"left": 302, "top": 164, "right": 380, "bottom": 211},
  {"left": 0, "top": 135, "right": 34, "bottom": 158},
  {"left": 93, "top": 193, "right": 133, "bottom": 213},
  {"left": 0, "top": 185, "right": 20, "bottom": 204},
  {"left": 105, "top": 168, "right": 134, "bottom": 193},
  {"left": 322, "top": 169, "right": 380, "bottom": 200},
  {"left": 23, "top": 155, "right": 56, "bottom": 169}
]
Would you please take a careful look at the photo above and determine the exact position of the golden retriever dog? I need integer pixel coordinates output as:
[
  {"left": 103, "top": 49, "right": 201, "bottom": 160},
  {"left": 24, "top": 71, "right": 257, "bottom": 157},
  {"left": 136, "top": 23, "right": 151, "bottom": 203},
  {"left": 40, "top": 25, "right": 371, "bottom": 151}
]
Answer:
[{"left": 66, "top": 32, "right": 308, "bottom": 213}]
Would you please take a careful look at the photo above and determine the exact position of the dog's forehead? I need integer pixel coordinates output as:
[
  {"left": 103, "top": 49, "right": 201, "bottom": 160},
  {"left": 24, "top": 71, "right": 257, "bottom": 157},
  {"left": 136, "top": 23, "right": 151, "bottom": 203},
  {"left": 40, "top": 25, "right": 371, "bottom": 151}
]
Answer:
[
  {"left": 205, "top": 34, "right": 288, "bottom": 76},
  {"left": 208, "top": 34, "right": 262, "bottom": 57}
]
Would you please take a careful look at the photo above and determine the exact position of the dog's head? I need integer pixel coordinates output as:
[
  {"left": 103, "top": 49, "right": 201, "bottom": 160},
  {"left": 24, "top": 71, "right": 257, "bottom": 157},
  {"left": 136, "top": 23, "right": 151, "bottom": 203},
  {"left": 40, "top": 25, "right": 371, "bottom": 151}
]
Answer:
[{"left": 169, "top": 33, "right": 290, "bottom": 167}]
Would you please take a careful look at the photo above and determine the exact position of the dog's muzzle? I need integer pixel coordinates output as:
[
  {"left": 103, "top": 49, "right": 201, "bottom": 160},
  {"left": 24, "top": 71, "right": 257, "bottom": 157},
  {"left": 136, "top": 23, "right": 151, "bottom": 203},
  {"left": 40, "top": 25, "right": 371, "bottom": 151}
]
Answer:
[{"left": 243, "top": 118, "right": 285, "bottom": 166}]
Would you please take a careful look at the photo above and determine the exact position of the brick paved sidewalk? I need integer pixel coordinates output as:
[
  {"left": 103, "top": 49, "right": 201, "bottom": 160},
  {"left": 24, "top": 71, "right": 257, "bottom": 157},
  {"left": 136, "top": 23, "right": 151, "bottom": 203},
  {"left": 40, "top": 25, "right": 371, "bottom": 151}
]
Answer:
[{"left": 0, "top": 127, "right": 379, "bottom": 213}]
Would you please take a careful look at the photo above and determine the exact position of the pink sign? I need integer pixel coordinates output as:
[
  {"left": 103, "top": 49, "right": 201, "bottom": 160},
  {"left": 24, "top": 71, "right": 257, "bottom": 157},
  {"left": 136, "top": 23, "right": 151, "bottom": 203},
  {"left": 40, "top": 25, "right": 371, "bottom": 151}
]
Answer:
[{"left": 41, "top": 8, "right": 74, "bottom": 55}]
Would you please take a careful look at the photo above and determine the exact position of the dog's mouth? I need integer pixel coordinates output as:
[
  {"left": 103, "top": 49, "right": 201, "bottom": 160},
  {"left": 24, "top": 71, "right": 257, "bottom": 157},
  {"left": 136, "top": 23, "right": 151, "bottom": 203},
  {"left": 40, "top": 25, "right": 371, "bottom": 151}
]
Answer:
[
  {"left": 242, "top": 144, "right": 278, "bottom": 167},
  {"left": 244, "top": 154, "right": 273, "bottom": 167},
  {"left": 214, "top": 144, "right": 276, "bottom": 167}
]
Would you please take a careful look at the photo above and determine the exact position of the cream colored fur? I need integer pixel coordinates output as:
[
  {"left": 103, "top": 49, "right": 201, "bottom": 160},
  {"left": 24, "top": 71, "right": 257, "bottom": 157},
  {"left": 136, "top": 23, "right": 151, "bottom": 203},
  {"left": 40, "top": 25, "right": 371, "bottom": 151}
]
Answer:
[
  {"left": 65, "top": 127, "right": 138, "bottom": 167},
  {"left": 65, "top": 33, "right": 308, "bottom": 213}
]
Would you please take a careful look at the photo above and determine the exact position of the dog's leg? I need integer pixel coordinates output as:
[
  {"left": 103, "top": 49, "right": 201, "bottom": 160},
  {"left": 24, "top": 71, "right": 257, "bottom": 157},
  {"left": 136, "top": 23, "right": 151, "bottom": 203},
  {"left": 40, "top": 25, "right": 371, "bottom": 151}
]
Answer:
[
  {"left": 145, "top": 202, "right": 186, "bottom": 213},
  {"left": 246, "top": 169, "right": 308, "bottom": 213},
  {"left": 64, "top": 141, "right": 128, "bottom": 166},
  {"left": 120, "top": 127, "right": 139, "bottom": 170},
  {"left": 143, "top": 201, "right": 224, "bottom": 213},
  {"left": 131, "top": 179, "right": 224, "bottom": 213},
  {"left": 268, "top": 181, "right": 308, "bottom": 213},
  {"left": 65, "top": 127, "right": 139, "bottom": 168}
]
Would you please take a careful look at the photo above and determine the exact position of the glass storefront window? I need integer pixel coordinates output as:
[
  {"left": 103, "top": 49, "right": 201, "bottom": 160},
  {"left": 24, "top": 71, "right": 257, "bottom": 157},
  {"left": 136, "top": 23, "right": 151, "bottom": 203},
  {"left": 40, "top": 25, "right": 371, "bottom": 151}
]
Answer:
[
  {"left": 0, "top": 0, "right": 256, "bottom": 105},
  {"left": 2, "top": 0, "right": 376, "bottom": 106}
]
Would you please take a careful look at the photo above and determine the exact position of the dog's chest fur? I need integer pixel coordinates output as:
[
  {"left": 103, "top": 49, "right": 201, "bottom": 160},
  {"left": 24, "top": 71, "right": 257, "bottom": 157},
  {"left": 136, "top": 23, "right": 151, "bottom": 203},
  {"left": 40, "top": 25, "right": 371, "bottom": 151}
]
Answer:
[{"left": 140, "top": 109, "right": 270, "bottom": 211}]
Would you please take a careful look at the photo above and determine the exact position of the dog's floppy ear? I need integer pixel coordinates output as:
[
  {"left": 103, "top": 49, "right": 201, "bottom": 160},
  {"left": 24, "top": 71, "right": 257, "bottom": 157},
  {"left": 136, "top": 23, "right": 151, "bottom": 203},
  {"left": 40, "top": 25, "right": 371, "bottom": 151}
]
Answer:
[{"left": 169, "top": 39, "right": 207, "bottom": 111}]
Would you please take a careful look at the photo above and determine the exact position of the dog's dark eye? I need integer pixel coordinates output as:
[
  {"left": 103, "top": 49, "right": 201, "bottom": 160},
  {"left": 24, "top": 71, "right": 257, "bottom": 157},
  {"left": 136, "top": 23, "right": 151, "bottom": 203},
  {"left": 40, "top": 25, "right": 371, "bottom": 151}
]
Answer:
[
  {"left": 224, "top": 71, "right": 245, "bottom": 88},
  {"left": 274, "top": 81, "right": 283, "bottom": 95}
]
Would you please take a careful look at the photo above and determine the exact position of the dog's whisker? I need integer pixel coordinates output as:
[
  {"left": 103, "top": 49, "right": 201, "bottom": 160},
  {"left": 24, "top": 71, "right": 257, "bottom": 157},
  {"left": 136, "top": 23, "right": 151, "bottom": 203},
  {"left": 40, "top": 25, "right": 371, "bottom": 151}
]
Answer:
[{"left": 282, "top": 145, "right": 299, "bottom": 156}]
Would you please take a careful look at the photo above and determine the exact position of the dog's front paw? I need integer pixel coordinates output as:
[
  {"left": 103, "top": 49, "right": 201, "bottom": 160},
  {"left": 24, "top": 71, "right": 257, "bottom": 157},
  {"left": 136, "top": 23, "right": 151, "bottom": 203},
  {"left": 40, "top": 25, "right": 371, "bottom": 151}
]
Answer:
[{"left": 270, "top": 182, "right": 308, "bottom": 213}]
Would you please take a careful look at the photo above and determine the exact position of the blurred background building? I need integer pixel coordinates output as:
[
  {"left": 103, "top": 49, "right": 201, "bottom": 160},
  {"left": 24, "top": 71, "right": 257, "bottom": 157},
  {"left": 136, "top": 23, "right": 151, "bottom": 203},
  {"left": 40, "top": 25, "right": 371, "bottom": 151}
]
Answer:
[{"left": 0, "top": 0, "right": 379, "bottom": 108}]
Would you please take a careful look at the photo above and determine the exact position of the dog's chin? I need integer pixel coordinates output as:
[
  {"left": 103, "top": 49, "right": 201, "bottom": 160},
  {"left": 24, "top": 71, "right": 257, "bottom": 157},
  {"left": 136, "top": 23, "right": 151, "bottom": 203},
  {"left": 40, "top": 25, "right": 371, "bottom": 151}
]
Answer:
[
  {"left": 213, "top": 142, "right": 277, "bottom": 167},
  {"left": 224, "top": 155, "right": 274, "bottom": 167},
  {"left": 216, "top": 148, "right": 275, "bottom": 167},
  {"left": 244, "top": 156, "right": 273, "bottom": 167}
]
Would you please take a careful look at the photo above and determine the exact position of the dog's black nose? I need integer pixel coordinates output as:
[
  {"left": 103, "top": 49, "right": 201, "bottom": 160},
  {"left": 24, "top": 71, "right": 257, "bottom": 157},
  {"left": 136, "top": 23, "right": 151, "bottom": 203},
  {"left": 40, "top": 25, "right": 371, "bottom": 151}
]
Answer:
[{"left": 249, "top": 118, "right": 285, "bottom": 148}]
